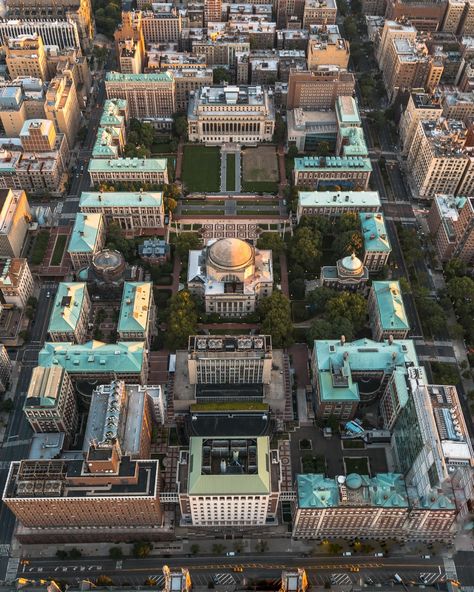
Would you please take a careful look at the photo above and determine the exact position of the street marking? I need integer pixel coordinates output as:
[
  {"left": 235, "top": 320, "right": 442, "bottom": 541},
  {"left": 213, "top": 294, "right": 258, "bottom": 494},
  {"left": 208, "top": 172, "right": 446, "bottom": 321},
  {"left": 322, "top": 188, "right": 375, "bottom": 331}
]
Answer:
[
  {"left": 330, "top": 573, "right": 353, "bottom": 585},
  {"left": 214, "top": 573, "right": 235, "bottom": 586}
]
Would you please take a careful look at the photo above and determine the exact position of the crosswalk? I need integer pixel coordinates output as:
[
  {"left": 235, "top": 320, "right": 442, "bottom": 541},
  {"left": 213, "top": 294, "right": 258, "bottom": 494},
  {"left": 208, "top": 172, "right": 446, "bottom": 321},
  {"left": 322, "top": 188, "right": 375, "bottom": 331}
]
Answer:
[
  {"left": 213, "top": 573, "right": 236, "bottom": 586},
  {"left": 146, "top": 575, "right": 164, "bottom": 587},
  {"left": 419, "top": 572, "right": 442, "bottom": 585},
  {"left": 5, "top": 557, "right": 19, "bottom": 582},
  {"left": 330, "top": 573, "right": 353, "bottom": 585}
]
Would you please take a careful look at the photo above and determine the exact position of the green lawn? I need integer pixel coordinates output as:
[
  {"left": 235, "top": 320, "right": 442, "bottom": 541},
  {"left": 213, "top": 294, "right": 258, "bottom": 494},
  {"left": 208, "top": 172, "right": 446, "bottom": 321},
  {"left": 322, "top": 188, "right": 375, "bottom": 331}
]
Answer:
[
  {"left": 344, "top": 456, "right": 370, "bottom": 475},
  {"left": 226, "top": 153, "right": 236, "bottom": 191},
  {"left": 182, "top": 145, "right": 220, "bottom": 192},
  {"left": 51, "top": 235, "right": 67, "bottom": 266},
  {"left": 30, "top": 230, "right": 50, "bottom": 265},
  {"left": 151, "top": 142, "right": 172, "bottom": 154},
  {"left": 242, "top": 180, "right": 279, "bottom": 194}
]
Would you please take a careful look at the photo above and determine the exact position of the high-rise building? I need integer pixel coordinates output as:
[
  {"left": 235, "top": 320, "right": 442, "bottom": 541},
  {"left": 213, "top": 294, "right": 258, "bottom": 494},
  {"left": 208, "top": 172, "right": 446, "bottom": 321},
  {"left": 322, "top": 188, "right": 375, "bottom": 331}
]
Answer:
[
  {"left": 428, "top": 194, "right": 474, "bottom": 264},
  {"left": 0, "top": 344, "right": 12, "bottom": 392},
  {"left": 0, "top": 258, "right": 34, "bottom": 308},
  {"left": 0, "top": 19, "right": 81, "bottom": 51},
  {"left": 5, "top": 34, "right": 48, "bottom": 81},
  {"left": 44, "top": 70, "right": 81, "bottom": 149},
  {"left": 368, "top": 281, "right": 410, "bottom": 341},
  {"left": 118, "top": 38, "right": 143, "bottom": 74},
  {"left": 0, "top": 189, "right": 31, "bottom": 258},
  {"left": 385, "top": 0, "right": 447, "bottom": 32},
  {"left": 171, "top": 68, "right": 213, "bottom": 111},
  {"left": 47, "top": 282, "right": 91, "bottom": 343},
  {"left": 0, "top": 80, "right": 46, "bottom": 137},
  {"left": 399, "top": 93, "right": 443, "bottom": 155},
  {"left": 376, "top": 20, "right": 417, "bottom": 71},
  {"left": 287, "top": 67, "right": 355, "bottom": 110},
  {"left": 142, "top": 8, "right": 183, "bottom": 43},
  {"left": 24, "top": 366, "right": 78, "bottom": 437},
  {"left": 204, "top": 0, "right": 222, "bottom": 24}
]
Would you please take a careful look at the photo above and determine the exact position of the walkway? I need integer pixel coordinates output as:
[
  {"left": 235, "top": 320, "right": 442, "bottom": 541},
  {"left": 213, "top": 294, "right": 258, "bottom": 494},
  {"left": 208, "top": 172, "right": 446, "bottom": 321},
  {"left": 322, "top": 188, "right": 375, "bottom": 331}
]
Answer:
[
  {"left": 154, "top": 256, "right": 181, "bottom": 293},
  {"left": 220, "top": 149, "right": 226, "bottom": 192},
  {"left": 279, "top": 253, "right": 289, "bottom": 297},
  {"left": 175, "top": 140, "right": 184, "bottom": 181},
  {"left": 198, "top": 323, "right": 259, "bottom": 331},
  {"left": 235, "top": 149, "right": 241, "bottom": 192},
  {"left": 277, "top": 145, "right": 288, "bottom": 197}
]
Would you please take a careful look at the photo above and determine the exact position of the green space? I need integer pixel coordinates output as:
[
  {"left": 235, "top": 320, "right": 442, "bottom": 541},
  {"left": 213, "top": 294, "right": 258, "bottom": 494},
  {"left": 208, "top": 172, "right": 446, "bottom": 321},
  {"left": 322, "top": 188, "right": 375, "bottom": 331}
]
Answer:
[
  {"left": 181, "top": 208, "right": 224, "bottom": 215},
  {"left": 50, "top": 235, "right": 67, "bottom": 266},
  {"left": 190, "top": 402, "right": 269, "bottom": 412},
  {"left": 342, "top": 440, "right": 365, "bottom": 449},
  {"left": 182, "top": 145, "right": 220, "bottom": 192},
  {"left": 30, "top": 230, "right": 50, "bottom": 265},
  {"left": 242, "top": 180, "right": 279, "bottom": 194},
  {"left": 226, "top": 153, "right": 236, "bottom": 191},
  {"left": 344, "top": 456, "right": 370, "bottom": 475},
  {"left": 301, "top": 454, "right": 326, "bottom": 474},
  {"left": 152, "top": 142, "right": 173, "bottom": 154}
]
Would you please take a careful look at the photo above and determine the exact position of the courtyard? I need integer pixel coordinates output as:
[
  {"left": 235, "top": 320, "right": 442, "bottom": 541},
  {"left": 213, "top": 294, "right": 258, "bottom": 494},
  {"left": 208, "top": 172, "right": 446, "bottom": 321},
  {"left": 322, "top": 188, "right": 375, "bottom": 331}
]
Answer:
[{"left": 242, "top": 146, "right": 279, "bottom": 193}]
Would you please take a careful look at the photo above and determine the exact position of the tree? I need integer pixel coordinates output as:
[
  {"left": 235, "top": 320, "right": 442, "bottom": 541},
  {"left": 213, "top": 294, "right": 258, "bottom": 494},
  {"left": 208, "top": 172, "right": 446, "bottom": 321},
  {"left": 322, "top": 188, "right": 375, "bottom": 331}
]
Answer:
[
  {"left": 109, "top": 547, "right": 123, "bottom": 560},
  {"left": 165, "top": 290, "right": 199, "bottom": 349},
  {"left": 190, "top": 544, "right": 200, "bottom": 555},
  {"left": 290, "top": 278, "right": 306, "bottom": 299},
  {"left": 447, "top": 276, "right": 474, "bottom": 306},
  {"left": 56, "top": 550, "right": 68, "bottom": 560},
  {"left": 307, "top": 316, "right": 354, "bottom": 343},
  {"left": 0, "top": 399, "right": 14, "bottom": 412},
  {"left": 212, "top": 543, "right": 226, "bottom": 554},
  {"left": 97, "top": 576, "right": 114, "bottom": 586},
  {"left": 233, "top": 541, "right": 244, "bottom": 553},
  {"left": 315, "top": 141, "right": 330, "bottom": 156},
  {"left": 444, "top": 258, "right": 467, "bottom": 280},
  {"left": 287, "top": 144, "right": 299, "bottom": 159},
  {"left": 258, "top": 291, "right": 293, "bottom": 347},
  {"left": 69, "top": 548, "right": 82, "bottom": 559},
  {"left": 332, "top": 230, "right": 363, "bottom": 258},
  {"left": 431, "top": 362, "right": 460, "bottom": 386},
  {"left": 343, "top": 16, "right": 358, "bottom": 40},
  {"left": 290, "top": 226, "right": 321, "bottom": 272},
  {"left": 175, "top": 232, "right": 201, "bottom": 259},
  {"left": 256, "top": 540, "right": 269, "bottom": 553},
  {"left": 337, "top": 212, "right": 360, "bottom": 233},
  {"left": 173, "top": 114, "right": 188, "bottom": 140},
  {"left": 256, "top": 232, "right": 286, "bottom": 256},
  {"left": 273, "top": 113, "right": 287, "bottom": 144},
  {"left": 133, "top": 541, "right": 153, "bottom": 558},
  {"left": 326, "top": 292, "right": 367, "bottom": 333},
  {"left": 213, "top": 67, "right": 231, "bottom": 84},
  {"left": 306, "top": 286, "right": 338, "bottom": 312}
]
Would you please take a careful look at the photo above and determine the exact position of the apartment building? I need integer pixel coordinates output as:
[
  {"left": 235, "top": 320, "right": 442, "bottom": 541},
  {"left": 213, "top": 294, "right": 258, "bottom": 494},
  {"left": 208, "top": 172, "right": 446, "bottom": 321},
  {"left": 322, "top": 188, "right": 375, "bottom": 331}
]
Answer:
[
  {"left": 278, "top": 50, "right": 308, "bottom": 82},
  {"left": 0, "top": 189, "right": 31, "bottom": 258},
  {"left": 187, "top": 85, "right": 275, "bottom": 144},
  {"left": 376, "top": 20, "right": 417, "bottom": 71},
  {"left": 187, "top": 335, "right": 273, "bottom": 385},
  {"left": 105, "top": 72, "right": 176, "bottom": 120},
  {"left": 428, "top": 194, "right": 474, "bottom": 264},
  {"left": 24, "top": 366, "right": 78, "bottom": 437},
  {"left": 3, "top": 457, "right": 162, "bottom": 542},
  {"left": 296, "top": 190, "right": 381, "bottom": 221},
  {"left": 220, "top": 20, "right": 276, "bottom": 50},
  {"left": 178, "top": 437, "right": 281, "bottom": 529},
  {"left": 44, "top": 71, "right": 81, "bottom": 149},
  {"left": 293, "top": 155, "right": 372, "bottom": 190},
  {"left": 171, "top": 68, "right": 213, "bottom": 111},
  {"left": 368, "top": 281, "right": 410, "bottom": 341},
  {"left": 79, "top": 191, "right": 164, "bottom": 235},
  {"left": 307, "top": 25, "right": 350, "bottom": 70},
  {"left": 302, "top": 0, "right": 337, "bottom": 28},
  {"left": 407, "top": 118, "right": 469, "bottom": 198},
  {"left": 45, "top": 47, "right": 91, "bottom": 108},
  {"left": 442, "top": 0, "right": 467, "bottom": 33},
  {"left": 38, "top": 340, "right": 148, "bottom": 384},
  {"left": 47, "top": 282, "right": 91, "bottom": 343},
  {"left": 287, "top": 67, "right": 355, "bottom": 110},
  {"left": 118, "top": 282, "right": 156, "bottom": 347},
  {"left": 361, "top": 0, "right": 386, "bottom": 15},
  {"left": 310, "top": 337, "right": 419, "bottom": 420},
  {"left": 385, "top": 0, "right": 447, "bottom": 33},
  {"left": 5, "top": 34, "right": 48, "bottom": 81},
  {"left": 188, "top": 238, "right": 273, "bottom": 317},
  {"left": 0, "top": 19, "right": 80, "bottom": 50},
  {"left": 204, "top": 0, "right": 222, "bottom": 24},
  {"left": 142, "top": 8, "right": 183, "bottom": 43},
  {"left": 360, "top": 212, "right": 392, "bottom": 271},
  {"left": 399, "top": 92, "right": 443, "bottom": 155},
  {"left": 276, "top": 29, "right": 309, "bottom": 50},
  {"left": 191, "top": 37, "right": 250, "bottom": 66},
  {"left": 0, "top": 258, "right": 34, "bottom": 307},
  {"left": 275, "top": 0, "right": 306, "bottom": 28},
  {"left": 0, "top": 345, "right": 12, "bottom": 392},
  {"left": 146, "top": 50, "right": 207, "bottom": 72},
  {"left": 0, "top": 80, "right": 46, "bottom": 137},
  {"left": 67, "top": 213, "right": 105, "bottom": 270},
  {"left": 118, "top": 39, "right": 143, "bottom": 75},
  {"left": 440, "top": 89, "right": 474, "bottom": 121},
  {"left": 88, "top": 158, "right": 169, "bottom": 186}
]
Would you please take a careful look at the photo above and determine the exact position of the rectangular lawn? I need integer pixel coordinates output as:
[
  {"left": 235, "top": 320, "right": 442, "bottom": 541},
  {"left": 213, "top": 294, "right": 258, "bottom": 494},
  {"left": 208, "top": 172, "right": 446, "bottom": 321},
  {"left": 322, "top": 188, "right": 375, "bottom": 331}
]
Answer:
[
  {"left": 182, "top": 145, "right": 220, "bottom": 192},
  {"left": 226, "top": 153, "right": 236, "bottom": 191},
  {"left": 344, "top": 456, "right": 370, "bottom": 475},
  {"left": 50, "top": 235, "right": 67, "bottom": 266}
]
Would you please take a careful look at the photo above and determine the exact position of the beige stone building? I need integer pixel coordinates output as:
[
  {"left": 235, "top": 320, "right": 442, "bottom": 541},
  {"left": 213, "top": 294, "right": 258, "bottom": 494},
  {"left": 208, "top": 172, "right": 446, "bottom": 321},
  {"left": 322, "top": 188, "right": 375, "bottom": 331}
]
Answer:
[
  {"left": 428, "top": 194, "right": 474, "bottom": 264},
  {"left": 171, "top": 68, "right": 213, "bottom": 111},
  {"left": 302, "top": 0, "right": 337, "bottom": 29},
  {"left": 399, "top": 92, "right": 443, "bottom": 155},
  {"left": 187, "top": 85, "right": 275, "bottom": 144},
  {"left": 0, "top": 189, "right": 31, "bottom": 258},
  {"left": 307, "top": 25, "right": 350, "bottom": 70},
  {"left": 204, "top": 0, "right": 222, "bottom": 24},
  {"left": 287, "top": 67, "right": 355, "bottom": 110},
  {"left": 376, "top": 20, "right": 417, "bottom": 72},
  {"left": 24, "top": 366, "right": 78, "bottom": 437},
  {"left": 407, "top": 119, "right": 469, "bottom": 198},
  {"left": 0, "top": 345, "right": 12, "bottom": 392},
  {"left": 0, "top": 81, "right": 47, "bottom": 138},
  {"left": 45, "top": 70, "right": 82, "bottom": 149},
  {"left": 88, "top": 157, "right": 169, "bottom": 186},
  {"left": 0, "top": 258, "right": 34, "bottom": 308},
  {"left": 142, "top": 8, "right": 183, "bottom": 43},
  {"left": 118, "top": 39, "right": 143, "bottom": 74},
  {"left": 5, "top": 34, "right": 48, "bottom": 81},
  {"left": 442, "top": 0, "right": 467, "bottom": 33}
]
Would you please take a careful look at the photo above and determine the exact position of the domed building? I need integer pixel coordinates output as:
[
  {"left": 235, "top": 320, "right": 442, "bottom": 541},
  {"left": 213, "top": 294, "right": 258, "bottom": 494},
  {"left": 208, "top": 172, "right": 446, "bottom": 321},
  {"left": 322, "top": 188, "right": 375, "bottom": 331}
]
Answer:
[
  {"left": 188, "top": 237, "right": 273, "bottom": 317},
  {"left": 320, "top": 252, "right": 368, "bottom": 291}
]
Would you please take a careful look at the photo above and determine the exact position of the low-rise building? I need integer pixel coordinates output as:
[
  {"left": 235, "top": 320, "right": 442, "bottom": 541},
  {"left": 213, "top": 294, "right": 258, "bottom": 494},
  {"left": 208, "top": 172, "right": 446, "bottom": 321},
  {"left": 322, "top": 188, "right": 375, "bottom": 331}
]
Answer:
[
  {"left": 320, "top": 253, "right": 369, "bottom": 291},
  {"left": 297, "top": 190, "right": 381, "bottom": 222},
  {"left": 88, "top": 158, "right": 169, "bottom": 186},
  {"left": 118, "top": 282, "right": 156, "bottom": 346},
  {"left": 67, "top": 213, "right": 106, "bottom": 270},
  {"left": 188, "top": 238, "right": 273, "bottom": 317},
  {"left": 38, "top": 340, "right": 148, "bottom": 384},
  {"left": 0, "top": 258, "right": 34, "bottom": 308},
  {"left": 79, "top": 191, "right": 164, "bottom": 236},
  {"left": 368, "top": 281, "right": 410, "bottom": 341},
  {"left": 47, "top": 282, "right": 91, "bottom": 343},
  {"left": 187, "top": 85, "right": 275, "bottom": 144},
  {"left": 178, "top": 436, "right": 281, "bottom": 529},
  {"left": 138, "top": 238, "right": 170, "bottom": 263},
  {"left": 428, "top": 194, "right": 474, "bottom": 264},
  {"left": 359, "top": 212, "right": 391, "bottom": 271},
  {"left": 23, "top": 366, "right": 78, "bottom": 437},
  {"left": 293, "top": 155, "right": 372, "bottom": 190},
  {"left": 0, "top": 189, "right": 31, "bottom": 258},
  {"left": 287, "top": 109, "right": 338, "bottom": 152}
]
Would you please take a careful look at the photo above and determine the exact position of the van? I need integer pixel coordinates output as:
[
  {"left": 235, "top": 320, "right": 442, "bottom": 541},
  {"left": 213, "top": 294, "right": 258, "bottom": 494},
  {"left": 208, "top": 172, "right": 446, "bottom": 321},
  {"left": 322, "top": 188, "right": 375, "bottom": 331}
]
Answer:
[
  {"left": 394, "top": 574, "right": 403, "bottom": 584},
  {"left": 226, "top": 552, "right": 236, "bottom": 557}
]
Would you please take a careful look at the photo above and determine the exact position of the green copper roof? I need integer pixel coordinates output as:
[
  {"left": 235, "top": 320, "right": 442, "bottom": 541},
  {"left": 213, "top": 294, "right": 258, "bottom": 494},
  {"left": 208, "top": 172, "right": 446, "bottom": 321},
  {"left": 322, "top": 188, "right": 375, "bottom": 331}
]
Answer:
[
  {"left": 24, "top": 366, "right": 66, "bottom": 409},
  {"left": 88, "top": 157, "right": 167, "bottom": 173},
  {"left": 360, "top": 212, "right": 391, "bottom": 253},
  {"left": 118, "top": 282, "right": 153, "bottom": 334},
  {"left": 68, "top": 213, "right": 102, "bottom": 254},
  {"left": 48, "top": 283, "right": 88, "bottom": 334},
  {"left": 294, "top": 156, "right": 372, "bottom": 172},
  {"left": 106, "top": 71, "right": 174, "bottom": 82},
  {"left": 339, "top": 127, "right": 368, "bottom": 157},
  {"left": 335, "top": 96, "right": 361, "bottom": 126},
  {"left": 100, "top": 98, "right": 127, "bottom": 127},
  {"left": 371, "top": 281, "right": 409, "bottom": 331},
  {"left": 80, "top": 191, "right": 163, "bottom": 208},
  {"left": 419, "top": 489, "right": 456, "bottom": 510},
  {"left": 188, "top": 437, "right": 271, "bottom": 495},
  {"left": 369, "top": 473, "right": 408, "bottom": 508},
  {"left": 297, "top": 474, "right": 340, "bottom": 508},
  {"left": 38, "top": 341, "right": 145, "bottom": 374}
]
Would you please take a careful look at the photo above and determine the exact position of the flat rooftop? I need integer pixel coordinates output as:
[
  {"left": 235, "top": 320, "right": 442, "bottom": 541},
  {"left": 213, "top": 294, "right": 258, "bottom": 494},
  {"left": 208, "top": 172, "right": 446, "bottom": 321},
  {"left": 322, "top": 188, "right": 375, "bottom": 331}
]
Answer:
[
  {"left": 196, "top": 85, "right": 266, "bottom": 106},
  {"left": 299, "top": 190, "right": 381, "bottom": 209},
  {"left": 188, "top": 335, "right": 272, "bottom": 353},
  {"left": 88, "top": 158, "right": 167, "bottom": 173}
]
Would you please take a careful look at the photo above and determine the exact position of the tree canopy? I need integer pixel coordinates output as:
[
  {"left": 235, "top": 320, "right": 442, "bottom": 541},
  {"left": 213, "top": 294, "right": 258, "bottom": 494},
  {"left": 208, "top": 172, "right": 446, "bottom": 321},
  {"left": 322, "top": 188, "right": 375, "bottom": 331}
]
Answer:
[
  {"left": 256, "top": 232, "right": 286, "bottom": 256},
  {"left": 258, "top": 291, "right": 293, "bottom": 347},
  {"left": 175, "top": 233, "right": 201, "bottom": 260},
  {"left": 165, "top": 290, "right": 199, "bottom": 349}
]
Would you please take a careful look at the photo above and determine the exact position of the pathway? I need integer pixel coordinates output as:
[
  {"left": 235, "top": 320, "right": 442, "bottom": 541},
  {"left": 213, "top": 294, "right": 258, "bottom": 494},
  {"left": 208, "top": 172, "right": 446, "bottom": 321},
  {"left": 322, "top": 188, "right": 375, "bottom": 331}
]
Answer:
[
  {"left": 277, "top": 145, "right": 288, "bottom": 197},
  {"left": 198, "top": 323, "right": 259, "bottom": 331},
  {"left": 220, "top": 149, "right": 226, "bottom": 192},
  {"left": 279, "top": 252, "right": 289, "bottom": 297},
  {"left": 175, "top": 140, "right": 184, "bottom": 181},
  {"left": 235, "top": 149, "right": 241, "bottom": 192}
]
